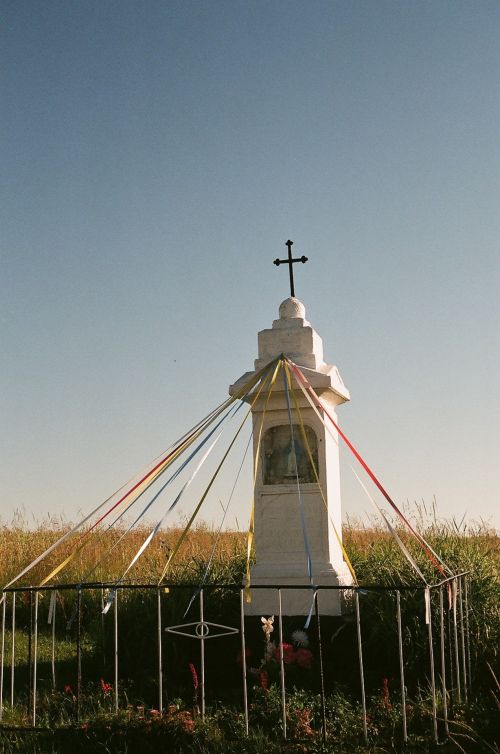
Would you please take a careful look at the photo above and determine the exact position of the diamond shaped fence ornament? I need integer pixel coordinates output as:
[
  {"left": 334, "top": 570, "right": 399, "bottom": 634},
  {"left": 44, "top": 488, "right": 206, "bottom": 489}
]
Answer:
[{"left": 165, "top": 620, "right": 239, "bottom": 641}]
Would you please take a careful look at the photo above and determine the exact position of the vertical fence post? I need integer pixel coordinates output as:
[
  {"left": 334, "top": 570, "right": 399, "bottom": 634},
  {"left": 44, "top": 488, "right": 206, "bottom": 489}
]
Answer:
[
  {"left": 452, "top": 579, "right": 462, "bottom": 703},
  {"left": 278, "top": 589, "right": 287, "bottom": 740},
  {"left": 114, "top": 590, "right": 119, "bottom": 713},
  {"left": 439, "top": 587, "right": 449, "bottom": 736},
  {"left": 199, "top": 589, "right": 205, "bottom": 719},
  {"left": 396, "top": 590, "right": 408, "bottom": 743},
  {"left": 426, "top": 588, "right": 438, "bottom": 743},
  {"left": 32, "top": 591, "right": 39, "bottom": 727},
  {"left": 0, "top": 594, "right": 6, "bottom": 722},
  {"left": 157, "top": 588, "right": 163, "bottom": 713},
  {"left": 464, "top": 576, "right": 472, "bottom": 685},
  {"left": 446, "top": 606, "right": 455, "bottom": 712},
  {"left": 314, "top": 591, "right": 327, "bottom": 742},
  {"left": 458, "top": 577, "right": 468, "bottom": 702},
  {"left": 76, "top": 589, "right": 82, "bottom": 722},
  {"left": 50, "top": 592, "right": 56, "bottom": 689},
  {"left": 239, "top": 589, "right": 249, "bottom": 736},
  {"left": 101, "top": 588, "right": 107, "bottom": 668},
  {"left": 355, "top": 590, "right": 368, "bottom": 746},
  {"left": 11, "top": 592, "right": 16, "bottom": 706},
  {"left": 28, "top": 591, "right": 33, "bottom": 721}
]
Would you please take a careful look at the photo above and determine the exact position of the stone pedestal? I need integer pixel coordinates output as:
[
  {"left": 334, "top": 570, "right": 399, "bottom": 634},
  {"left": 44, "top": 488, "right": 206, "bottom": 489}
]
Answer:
[{"left": 229, "top": 298, "right": 353, "bottom": 616}]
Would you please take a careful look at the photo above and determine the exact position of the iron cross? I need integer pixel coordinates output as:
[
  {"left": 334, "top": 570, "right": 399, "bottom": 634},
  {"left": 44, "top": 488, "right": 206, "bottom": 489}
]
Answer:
[{"left": 273, "top": 240, "right": 308, "bottom": 298}]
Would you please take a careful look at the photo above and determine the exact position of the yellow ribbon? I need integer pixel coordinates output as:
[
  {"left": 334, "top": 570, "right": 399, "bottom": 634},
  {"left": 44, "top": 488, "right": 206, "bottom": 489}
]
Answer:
[
  {"left": 158, "top": 359, "right": 280, "bottom": 585},
  {"left": 38, "top": 462, "right": 171, "bottom": 586},
  {"left": 38, "top": 379, "right": 262, "bottom": 588},
  {"left": 244, "top": 358, "right": 283, "bottom": 602},
  {"left": 285, "top": 358, "right": 444, "bottom": 584},
  {"left": 284, "top": 361, "right": 358, "bottom": 584}
]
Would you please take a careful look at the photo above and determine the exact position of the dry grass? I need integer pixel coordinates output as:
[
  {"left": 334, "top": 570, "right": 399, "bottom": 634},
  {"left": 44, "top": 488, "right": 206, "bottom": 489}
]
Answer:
[
  {"left": 0, "top": 512, "right": 498, "bottom": 747},
  {"left": 0, "top": 515, "right": 247, "bottom": 587},
  {"left": 1, "top": 510, "right": 497, "bottom": 589}
]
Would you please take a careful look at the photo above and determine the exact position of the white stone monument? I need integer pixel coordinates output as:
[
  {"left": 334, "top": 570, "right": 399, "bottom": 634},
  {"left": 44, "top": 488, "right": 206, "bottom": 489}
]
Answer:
[{"left": 229, "top": 295, "right": 353, "bottom": 615}]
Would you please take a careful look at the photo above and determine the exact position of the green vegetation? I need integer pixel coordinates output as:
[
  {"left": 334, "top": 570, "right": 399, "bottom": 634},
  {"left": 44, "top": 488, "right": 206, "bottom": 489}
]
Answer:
[{"left": 0, "top": 514, "right": 498, "bottom": 753}]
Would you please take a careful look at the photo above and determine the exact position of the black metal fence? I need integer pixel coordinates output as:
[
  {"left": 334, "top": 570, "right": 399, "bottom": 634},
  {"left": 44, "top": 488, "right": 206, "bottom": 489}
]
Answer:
[{"left": 0, "top": 573, "right": 472, "bottom": 745}]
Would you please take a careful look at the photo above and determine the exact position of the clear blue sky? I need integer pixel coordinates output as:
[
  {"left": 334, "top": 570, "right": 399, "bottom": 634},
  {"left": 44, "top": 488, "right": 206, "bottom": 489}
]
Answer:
[{"left": 2, "top": 1, "right": 499, "bottom": 531}]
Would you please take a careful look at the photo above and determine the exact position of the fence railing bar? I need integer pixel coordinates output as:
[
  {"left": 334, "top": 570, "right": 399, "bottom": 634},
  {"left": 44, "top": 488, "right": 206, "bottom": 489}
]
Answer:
[
  {"left": 239, "top": 589, "right": 249, "bottom": 737},
  {"left": 157, "top": 588, "right": 163, "bottom": 713},
  {"left": 439, "top": 587, "right": 449, "bottom": 736},
  {"left": 32, "top": 592, "right": 39, "bottom": 727},
  {"left": 396, "top": 590, "right": 408, "bottom": 743},
  {"left": 50, "top": 592, "right": 56, "bottom": 689},
  {"left": 76, "top": 589, "right": 82, "bottom": 723},
  {"left": 355, "top": 590, "right": 368, "bottom": 746},
  {"left": 10, "top": 592, "right": 16, "bottom": 706},
  {"left": 0, "top": 594, "right": 6, "bottom": 721},
  {"left": 200, "top": 589, "right": 206, "bottom": 719},
  {"left": 114, "top": 590, "right": 119, "bottom": 713},
  {"left": 458, "top": 577, "right": 468, "bottom": 702},
  {"left": 278, "top": 589, "right": 287, "bottom": 740},
  {"left": 428, "top": 571, "right": 471, "bottom": 589},
  {"left": 426, "top": 588, "right": 438, "bottom": 743},
  {"left": 446, "top": 606, "right": 455, "bottom": 712},
  {"left": 452, "top": 580, "right": 462, "bottom": 703},
  {"left": 100, "top": 588, "right": 106, "bottom": 668},
  {"left": 28, "top": 591, "right": 33, "bottom": 722},
  {"left": 314, "top": 591, "right": 327, "bottom": 742},
  {"left": 464, "top": 576, "right": 472, "bottom": 685},
  {"left": 2, "top": 579, "right": 467, "bottom": 594}
]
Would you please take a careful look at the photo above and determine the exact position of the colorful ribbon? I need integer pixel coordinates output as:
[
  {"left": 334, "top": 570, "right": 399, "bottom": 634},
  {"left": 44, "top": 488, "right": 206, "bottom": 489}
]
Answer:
[
  {"left": 39, "top": 360, "right": 276, "bottom": 588},
  {"left": 158, "top": 359, "right": 279, "bottom": 585},
  {"left": 244, "top": 359, "right": 283, "bottom": 602},
  {"left": 286, "top": 358, "right": 452, "bottom": 581},
  {"left": 284, "top": 361, "right": 358, "bottom": 584}
]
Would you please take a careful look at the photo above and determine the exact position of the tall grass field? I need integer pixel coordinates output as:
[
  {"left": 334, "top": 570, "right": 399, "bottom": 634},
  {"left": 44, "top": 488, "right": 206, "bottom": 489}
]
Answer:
[{"left": 0, "top": 513, "right": 498, "bottom": 754}]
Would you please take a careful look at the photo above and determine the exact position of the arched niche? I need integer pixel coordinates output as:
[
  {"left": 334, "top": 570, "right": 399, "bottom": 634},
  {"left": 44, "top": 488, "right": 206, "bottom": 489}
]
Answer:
[{"left": 261, "top": 424, "right": 318, "bottom": 485}]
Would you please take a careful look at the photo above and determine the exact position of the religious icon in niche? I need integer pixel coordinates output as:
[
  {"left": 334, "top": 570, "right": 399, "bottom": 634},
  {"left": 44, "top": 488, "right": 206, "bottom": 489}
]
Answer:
[{"left": 262, "top": 424, "right": 318, "bottom": 485}]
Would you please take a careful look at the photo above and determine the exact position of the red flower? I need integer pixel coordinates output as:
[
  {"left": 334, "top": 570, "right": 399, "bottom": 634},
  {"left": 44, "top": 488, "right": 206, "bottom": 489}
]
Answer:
[
  {"left": 295, "top": 648, "right": 313, "bottom": 669},
  {"left": 100, "top": 678, "right": 112, "bottom": 694},
  {"left": 178, "top": 711, "right": 194, "bottom": 732},
  {"left": 188, "top": 663, "right": 199, "bottom": 690},
  {"left": 64, "top": 684, "right": 73, "bottom": 695},
  {"left": 273, "top": 642, "right": 296, "bottom": 664}
]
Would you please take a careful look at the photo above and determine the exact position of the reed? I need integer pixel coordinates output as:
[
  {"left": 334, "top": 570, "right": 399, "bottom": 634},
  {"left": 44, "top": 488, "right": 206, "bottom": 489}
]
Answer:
[
  {"left": 1, "top": 509, "right": 497, "bottom": 588},
  {"left": 0, "top": 511, "right": 498, "bottom": 753}
]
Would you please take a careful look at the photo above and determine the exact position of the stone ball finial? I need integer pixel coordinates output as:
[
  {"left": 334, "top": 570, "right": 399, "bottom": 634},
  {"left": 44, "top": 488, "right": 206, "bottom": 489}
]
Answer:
[{"left": 279, "top": 297, "right": 306, "bottom": 320}]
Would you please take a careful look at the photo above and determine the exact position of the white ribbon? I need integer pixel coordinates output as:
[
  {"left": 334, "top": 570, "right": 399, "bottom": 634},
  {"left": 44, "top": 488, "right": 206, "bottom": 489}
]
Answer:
[
  {"left": 102, "top": 432, "right": 223, "bottom": 614},
  {"left": 424, "top": 586, "right": 431, "bottom": 625},
  {"left": 47, "top": 591, "right": 57, "bottom": 625}
]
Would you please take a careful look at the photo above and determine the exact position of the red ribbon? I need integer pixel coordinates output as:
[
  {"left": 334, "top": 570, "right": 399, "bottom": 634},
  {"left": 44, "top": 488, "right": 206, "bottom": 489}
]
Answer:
[
  {"left": 287, "top": 359, "right": 448, "bottom": 579},
  {"left": 73, "top": 404, "right": 229, "bottom": 548}
]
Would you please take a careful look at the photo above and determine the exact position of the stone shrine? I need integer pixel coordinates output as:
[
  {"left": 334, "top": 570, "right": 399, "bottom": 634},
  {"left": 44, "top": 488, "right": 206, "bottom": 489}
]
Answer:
[{"left": 229, "top": 296, "right": 353, "bottom": 615}]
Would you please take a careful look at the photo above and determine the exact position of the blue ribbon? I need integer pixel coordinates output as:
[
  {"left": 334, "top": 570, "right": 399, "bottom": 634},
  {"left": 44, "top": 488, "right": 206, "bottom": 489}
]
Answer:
[{"left": 282, "top": 366, "right": 315, "bottom": 628}]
